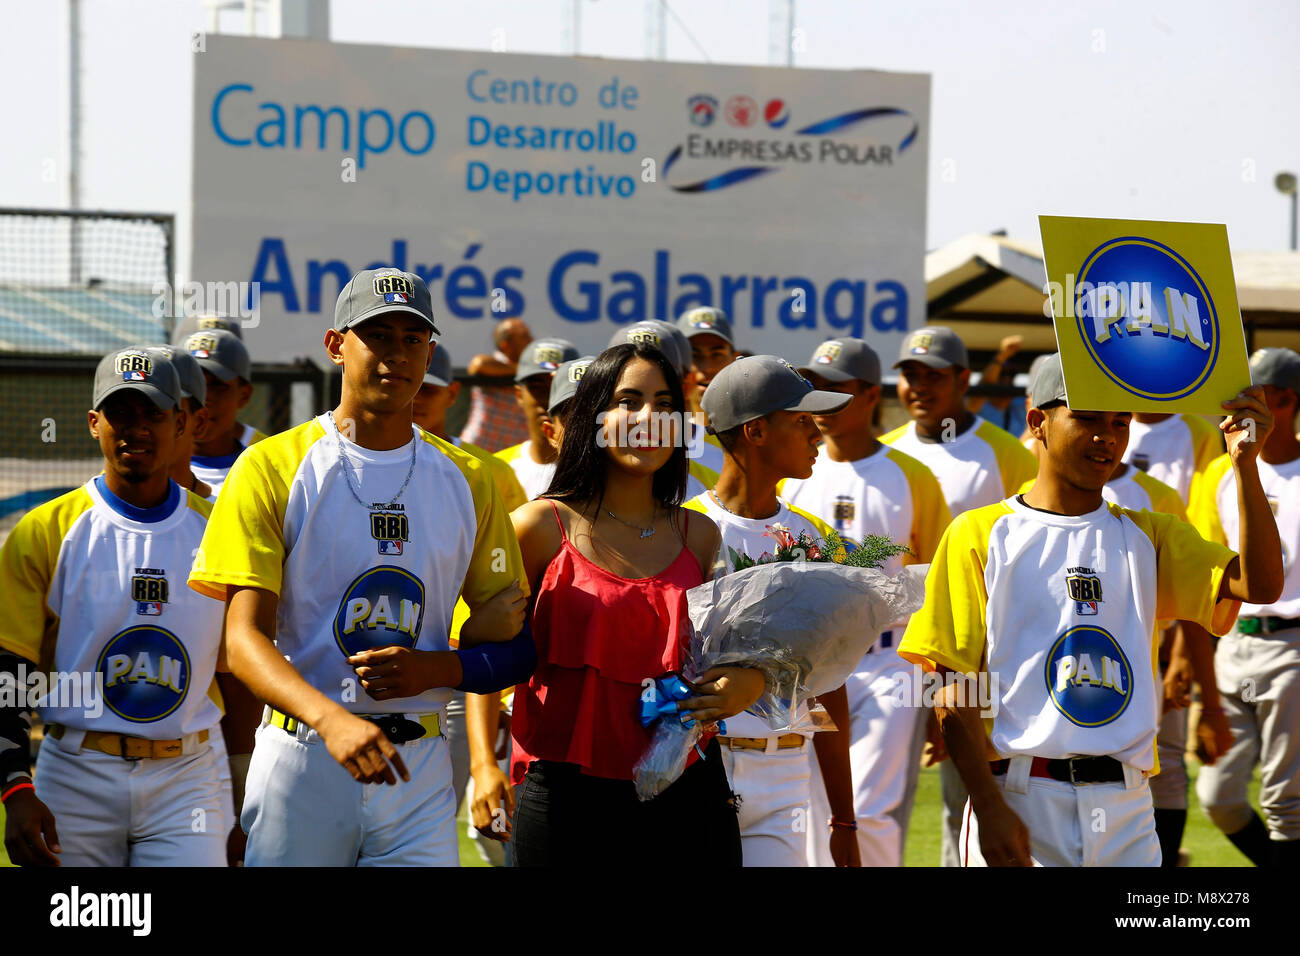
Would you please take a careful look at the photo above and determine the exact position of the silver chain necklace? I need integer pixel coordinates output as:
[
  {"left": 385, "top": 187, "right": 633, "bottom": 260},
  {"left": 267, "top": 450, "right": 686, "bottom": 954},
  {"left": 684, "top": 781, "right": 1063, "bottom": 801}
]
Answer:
[
  {"left": 709, "top": 489, "right": 737, "bottom": 515},
  {"left": 328, "top": 411, "right": 418, "bottom": 508},
  {"left": 604, "top": 506, "right": 656, "bottom": 539}
]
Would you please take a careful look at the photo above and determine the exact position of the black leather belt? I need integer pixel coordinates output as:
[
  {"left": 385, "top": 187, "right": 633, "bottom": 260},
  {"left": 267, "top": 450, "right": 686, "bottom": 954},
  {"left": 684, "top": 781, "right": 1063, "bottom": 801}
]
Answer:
[{"left": 991, "top": 754, "right": 1125, "bottom": 785}]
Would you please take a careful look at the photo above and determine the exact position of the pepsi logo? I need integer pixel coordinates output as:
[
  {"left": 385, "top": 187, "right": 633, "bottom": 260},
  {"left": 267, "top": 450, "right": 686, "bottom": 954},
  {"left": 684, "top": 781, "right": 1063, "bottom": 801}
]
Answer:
[
  {"left": 1075, "top": 237, "right": 1219, "bottom": 401},
  {"left": 725, "top": 95, "right": 758, "bottom": 128},
  {"left": 764, "top": 98, "right": 790, "bottom": 129}
]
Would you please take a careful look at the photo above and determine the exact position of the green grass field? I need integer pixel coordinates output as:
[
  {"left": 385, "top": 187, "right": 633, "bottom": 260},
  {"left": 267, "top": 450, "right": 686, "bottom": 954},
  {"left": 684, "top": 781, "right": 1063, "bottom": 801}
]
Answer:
[{"left": 4, "top": 759, "right": 1261, "bottom": 867}]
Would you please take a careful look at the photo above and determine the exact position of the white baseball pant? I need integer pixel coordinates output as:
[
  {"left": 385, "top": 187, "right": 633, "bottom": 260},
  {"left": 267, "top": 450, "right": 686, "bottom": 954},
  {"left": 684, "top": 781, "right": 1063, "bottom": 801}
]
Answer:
[
  {"left": 958, "top": 756, "right": 1160, "bottom": 867},
  {"left": 719, "top": 743, "right": 811, "bottom": 867},
  {"left": 806, "top": 646, "right": 927, "bottom": 866},
  {"left": 241, "top": 717, "right": 458, "bottom": 866},
  {"left": 35, "top": 727, "right": 226, "bottom": 866}
]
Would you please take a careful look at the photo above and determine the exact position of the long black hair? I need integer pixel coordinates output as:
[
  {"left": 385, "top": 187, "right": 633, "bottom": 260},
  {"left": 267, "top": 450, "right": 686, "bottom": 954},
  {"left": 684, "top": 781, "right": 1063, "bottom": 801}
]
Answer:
[{"left": 543, "top": 342, "right": 690, "bottom": 511}]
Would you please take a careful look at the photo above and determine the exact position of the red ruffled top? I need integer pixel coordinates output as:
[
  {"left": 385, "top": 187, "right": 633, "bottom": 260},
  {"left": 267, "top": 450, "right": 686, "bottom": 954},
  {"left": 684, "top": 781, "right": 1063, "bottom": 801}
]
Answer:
[{"left": 510, "top": 504, "right": 703, "bottom": 783}]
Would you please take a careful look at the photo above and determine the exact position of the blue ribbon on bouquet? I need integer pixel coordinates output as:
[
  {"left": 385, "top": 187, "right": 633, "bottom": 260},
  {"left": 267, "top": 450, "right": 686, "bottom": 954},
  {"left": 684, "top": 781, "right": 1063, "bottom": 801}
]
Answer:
[{"left": 638, "top": 673, "right": 725, "bottom": 737}]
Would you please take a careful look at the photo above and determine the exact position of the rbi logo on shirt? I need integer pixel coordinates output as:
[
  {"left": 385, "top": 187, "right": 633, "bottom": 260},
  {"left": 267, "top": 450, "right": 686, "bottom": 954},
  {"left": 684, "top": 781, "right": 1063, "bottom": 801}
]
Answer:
[
  {"left": 334, "top": 566, "right": 426, "bottom": 658},
  {"left": 1076, "top": 237, "right": 1219, "bottom": 401},
  {"left": 1066, "top": 570, "right": 1102, "bottom": 616},
  {"left": 132, "top": 571, "right": 169, "bottom": 616},
  {"left": 370, "top": 511, "right": 409, "bottom": 556},
  {"left": 1044, "top": 625, "right": 1132, "bottom": 727},
  {"left": 96, "top": 626, "right": 191, "bottom": 723}
]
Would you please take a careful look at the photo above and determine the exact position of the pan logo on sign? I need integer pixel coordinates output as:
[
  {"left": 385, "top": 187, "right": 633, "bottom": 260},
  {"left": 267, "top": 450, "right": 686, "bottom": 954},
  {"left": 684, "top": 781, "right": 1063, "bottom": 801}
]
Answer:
[{"left": 1073, "top": 237, "right": 1219, "bottom": 401}]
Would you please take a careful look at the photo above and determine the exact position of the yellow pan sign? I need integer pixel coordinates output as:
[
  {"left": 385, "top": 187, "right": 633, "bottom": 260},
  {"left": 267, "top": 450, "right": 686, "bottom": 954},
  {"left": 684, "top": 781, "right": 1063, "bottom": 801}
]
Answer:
[{"left": 1039, "top": 216, "right": 1250, "bottom": 414}]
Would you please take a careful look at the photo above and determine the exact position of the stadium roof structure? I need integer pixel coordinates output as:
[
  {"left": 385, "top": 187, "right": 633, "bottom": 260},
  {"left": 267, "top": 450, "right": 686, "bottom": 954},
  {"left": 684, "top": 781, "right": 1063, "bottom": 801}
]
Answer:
[
  {"left": 926, "top": 233, "right": 1300, "bottom": 354},
  {"left": 0, "top": 286, "right": 166, "bottom": 353}
]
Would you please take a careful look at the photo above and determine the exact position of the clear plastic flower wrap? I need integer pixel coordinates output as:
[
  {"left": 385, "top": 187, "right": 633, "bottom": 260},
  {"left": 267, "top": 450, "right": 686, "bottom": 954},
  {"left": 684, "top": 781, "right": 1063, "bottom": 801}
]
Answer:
[{"left": 632, "top": 560, "right": 928, "bottom": 800}]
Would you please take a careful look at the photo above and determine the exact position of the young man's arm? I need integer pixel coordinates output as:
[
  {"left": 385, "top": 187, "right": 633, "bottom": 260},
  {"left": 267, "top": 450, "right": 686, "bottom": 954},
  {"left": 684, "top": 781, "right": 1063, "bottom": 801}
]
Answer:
[
  {"left": 811, "top": 684, "right": 860, "bottom": 867},
  {"left": 1216, "top": 388, "right": 1285, "bottom": 606},
  {"left": 1, "top": 652, "right": 61, "bottom": 867},
  {"left": 933, "top": 664, "right": 1031, "bottom": 867},
  {"left": 225, "top": 586, "right": 410, "bottom": 785}
]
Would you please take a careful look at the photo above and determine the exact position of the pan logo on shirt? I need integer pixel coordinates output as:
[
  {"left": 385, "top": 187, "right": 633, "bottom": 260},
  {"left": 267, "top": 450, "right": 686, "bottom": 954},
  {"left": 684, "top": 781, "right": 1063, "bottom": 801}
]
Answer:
[
  {"left": 97, "top": 626, "right": 191, "bottom": 722},
  {"left": 1066, "top": 566, "right": 1102, "bottom": 616},
  {"left": 370, "top": 509, "right": 410, "bottom": 556},
  {"left": 334, "top": 566, "right": 426, "bottom": 657},
  {"left": 132, "top": 568, "right": 169, "bottom": 616},
  {"left": 1043, "top": 625, "right": 1132, "bottom": 727}
]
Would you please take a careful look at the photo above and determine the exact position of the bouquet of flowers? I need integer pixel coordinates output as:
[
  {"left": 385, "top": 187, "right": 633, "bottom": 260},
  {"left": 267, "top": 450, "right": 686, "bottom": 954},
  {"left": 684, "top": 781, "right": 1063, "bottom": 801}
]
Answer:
[{"left": 633, "top": 525, "right": 928, "bottom": 800}]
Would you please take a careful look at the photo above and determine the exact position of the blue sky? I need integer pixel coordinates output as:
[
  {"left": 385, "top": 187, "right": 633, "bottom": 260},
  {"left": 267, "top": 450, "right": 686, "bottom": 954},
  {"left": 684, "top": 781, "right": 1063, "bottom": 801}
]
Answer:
[{"left": 3, "top": 0, "right": 1298, "bottom": 280}]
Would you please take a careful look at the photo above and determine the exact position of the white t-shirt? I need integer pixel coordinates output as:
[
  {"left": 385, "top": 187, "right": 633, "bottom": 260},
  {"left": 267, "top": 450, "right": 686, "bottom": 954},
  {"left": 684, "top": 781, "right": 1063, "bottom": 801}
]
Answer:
[
  {"left": 1195, "top": 454, "right": 1300, "bottom": 619},
  {"left": 901, "top": 496, "right": 1239, "bottom": 772},
  {"left": 496, "top": 440, "right": 557, "bottom": 500},
  {"left": 190, "top": 415, "right": 528, "bottom": 716},
  {"left": 191, "top": 423, "right": 267, "bottom": 497},
  {"left": 0, "top": 477, "right": 224, "bottom": 737},
  {"left": 882, "top": 418, "right": 1037, "bottom": 520},
  {"left": 1122, "top": 414, "right": 1220, "bottom": 504},
  {"left": 685, "top": 492, "right": 834, "bottom": 738}
]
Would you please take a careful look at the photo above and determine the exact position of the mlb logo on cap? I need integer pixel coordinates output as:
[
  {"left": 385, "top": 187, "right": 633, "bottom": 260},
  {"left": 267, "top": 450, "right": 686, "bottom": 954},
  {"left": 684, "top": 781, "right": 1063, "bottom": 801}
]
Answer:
[
  {"left": 378, "top": 539, "right": 403, "bottom": 556},
  {"left": 909, "top": 332, "right": 933, "bottom": 354},
  {"left": 814, "top": 342, "right": 841, "bottom": 365},
  {"left": 535, "top": 346, "right": 564, "bottom": 370},
  {"left": 124, "top": 370, "right": 145, "bottom": 382},
  {"left": 385, "top": 292, "right": 408, "bottom": 304}
]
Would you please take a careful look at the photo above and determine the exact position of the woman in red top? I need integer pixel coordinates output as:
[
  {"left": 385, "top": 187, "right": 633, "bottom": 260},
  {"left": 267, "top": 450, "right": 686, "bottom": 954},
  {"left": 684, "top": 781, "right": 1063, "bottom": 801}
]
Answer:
[{"left": 476, "top": 343, "right": 764, "bottom": 865}]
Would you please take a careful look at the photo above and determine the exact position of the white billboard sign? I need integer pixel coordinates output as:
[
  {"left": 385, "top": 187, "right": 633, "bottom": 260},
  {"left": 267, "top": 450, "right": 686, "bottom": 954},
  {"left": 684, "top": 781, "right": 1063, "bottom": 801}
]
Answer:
[{"left": 192, "top": 36, "right": 929, "bottom": 367}]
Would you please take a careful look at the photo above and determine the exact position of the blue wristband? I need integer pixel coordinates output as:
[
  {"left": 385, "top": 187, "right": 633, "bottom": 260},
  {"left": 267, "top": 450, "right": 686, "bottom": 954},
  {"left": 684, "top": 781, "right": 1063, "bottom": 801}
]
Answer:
[{"left": 454, "top": 618, "right": 536, "bottom": 694}]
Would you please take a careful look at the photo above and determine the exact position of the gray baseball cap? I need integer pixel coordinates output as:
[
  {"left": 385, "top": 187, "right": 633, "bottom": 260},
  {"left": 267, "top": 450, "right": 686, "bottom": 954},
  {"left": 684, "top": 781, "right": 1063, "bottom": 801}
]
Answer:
[
  {"left": 171, "top": 314, "right": 242, "bottom": 344},
  {"left": 334, "top": 267, "right": 439, "bottom": 335},
  {"left": 799, "top": 338, "right": 881, "bottom": 385},
  {"left": 548, "top": 355, "right": 597, "bottom": 415},
  {"left": 1026, "top": 353, "right": 1054, "bottom": 399},
  {"left": 148, "top": 345, "right": 206, "bottom": 405},
  {"left": 1250, "top": 348, "right": 1300, "bottom": 393},
  {"left": 516, "top": 338, "right": 580, "bottom": 382},
  {"left": 1029, "top": 353, "right": 1068, "bottom": 408},
  {"left": 93, "top": 346, "right": 182, "bottom": 411},
  {"left": 184, "top": 328, "right": 251, "bottom": 383},
  {"left": 893, "top": 326, "right": 969, "bottom": 370},
  {"left": 608, "top": 321, "right": 689, "bottom": 375},
  {"left": 677, "top": 307, "right": 735, "bottom": 347},
  {"left": 702, "top": 355, "right": 851, "bottom": 433},
  {"left": 423, "top": 346, "right": 454, "bottom": 387}
]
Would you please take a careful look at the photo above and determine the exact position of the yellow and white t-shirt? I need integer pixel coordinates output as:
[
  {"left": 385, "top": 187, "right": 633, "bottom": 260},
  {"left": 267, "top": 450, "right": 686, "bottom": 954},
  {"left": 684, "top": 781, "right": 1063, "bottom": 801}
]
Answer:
[
  {"left": 453, "top": 436, "right": 527, "bottom": 515},
  {"left": 1190, "top": 453, "right": 1300, "bottom": 619},
  {"left": 0, "top": 477, "right": 223, "bottom": 737},
  {"left": 495, "top": 440, "right": 556, "bottom": 501},
  {"left": 685, "top": 492, "right": 836, "bottom": 739},
  {"left": 687, "top": 424, "right": 725, "bottom": 492},
  {"left": 1121, "top": 413, "right": 1222, "bottom": 504},
  {"left": 192, "top": 422, "right": 269, "bottom": 498},
  {"left": 783, "top": 444, "right": 950, "bottom": 577},
  {"left": 1020, "top": 467, "right": 1186, "bottom": 521},
  {"left": 881, "top": 418, "right": 1038, "bottom": 520},
  {"left": 189, "top": 415, "right": 527, "bottom": 715},
  {"left": 899, "top": 497, "right": 1239, "bottom": 772}
]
